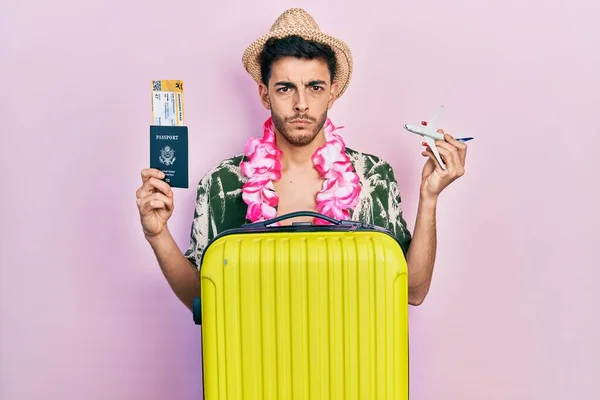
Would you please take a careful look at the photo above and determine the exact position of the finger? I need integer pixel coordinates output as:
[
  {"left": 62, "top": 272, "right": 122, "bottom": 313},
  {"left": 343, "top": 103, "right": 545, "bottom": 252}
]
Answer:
[
  {"left": 431, "top": 128, "right": 467, "bottom": 170},
  {"left": 137, "top": 192, "right": 174, "bottom": 215},
  {"left": 435, "top": 140, "right": 460, "bottom": 162},
  {"left": 422, "top": 147, "right": 445, "bottom": 171},
  {"left": 141, "top": 168, "right": 165, "bottom": 183},
  {"left": 151, "top": 192, "right": 174, "bottom": 210},
  {"left": 437, "top": 138, "right": 467, "bottom": 172},
  {"left": 137, "top": 177, "right": 173, "bottom": 199},
  {"left": 443, "top": 133, "right": 468, "bottom": 165},
  {"left": 140, "top": 200, "right": 169, "bottom": 216},
  {"left": 422, "top": 140, "right": 452, "bottom": 168},
  {"left": 435, "top": 145, "right": 456, "bottom": 167},
  {"left": 436, "top": 143, "right": 465, "bottom": 176}
]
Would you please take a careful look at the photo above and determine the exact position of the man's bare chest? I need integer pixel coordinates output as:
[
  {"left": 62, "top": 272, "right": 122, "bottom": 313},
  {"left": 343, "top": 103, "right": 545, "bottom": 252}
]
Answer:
[{"left": 273, "top": 171, "right": 323, "bottom": 225}]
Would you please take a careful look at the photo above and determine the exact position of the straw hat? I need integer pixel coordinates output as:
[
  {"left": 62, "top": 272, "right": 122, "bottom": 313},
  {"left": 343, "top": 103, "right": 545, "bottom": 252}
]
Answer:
[{"left": 241, "top": 8, "right": 353, "bottom": 99}]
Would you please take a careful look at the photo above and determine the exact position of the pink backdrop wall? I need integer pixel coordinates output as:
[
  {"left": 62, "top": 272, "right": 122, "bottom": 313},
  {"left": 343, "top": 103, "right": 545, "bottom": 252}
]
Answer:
[{"left": 1, "top": 0, "right": 598, "bottom": 398}]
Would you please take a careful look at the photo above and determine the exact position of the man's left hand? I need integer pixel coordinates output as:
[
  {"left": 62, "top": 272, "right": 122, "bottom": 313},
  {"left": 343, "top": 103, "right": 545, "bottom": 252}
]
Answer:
[{"left": 420, "top": 129, "right": 467, "bottom": 200}]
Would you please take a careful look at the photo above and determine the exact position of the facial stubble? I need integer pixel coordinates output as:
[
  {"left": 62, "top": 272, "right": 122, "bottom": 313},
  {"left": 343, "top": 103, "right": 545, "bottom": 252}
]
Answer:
[{"left": 270, "top": 103, "right": 328, "bottom": 147}]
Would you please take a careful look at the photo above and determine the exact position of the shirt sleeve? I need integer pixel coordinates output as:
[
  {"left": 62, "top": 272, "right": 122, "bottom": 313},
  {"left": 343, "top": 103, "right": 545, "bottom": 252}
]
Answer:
[
  {"left": 184, "top": 174, "right": 212, "bottom": 271},
  {"left": 381, "top": 161, "right": 413, "bottom": 255}
]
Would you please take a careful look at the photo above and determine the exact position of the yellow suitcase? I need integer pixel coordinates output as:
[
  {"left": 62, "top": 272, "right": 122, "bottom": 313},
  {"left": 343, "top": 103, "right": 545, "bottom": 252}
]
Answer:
[{"left": 193, "top": 211, "right": 409, "bottom": 399}]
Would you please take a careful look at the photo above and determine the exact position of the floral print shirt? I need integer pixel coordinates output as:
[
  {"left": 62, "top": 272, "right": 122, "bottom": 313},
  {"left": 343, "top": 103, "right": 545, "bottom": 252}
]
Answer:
[{"left": 184, "top": 147, "right": 412, "bottom": 270}]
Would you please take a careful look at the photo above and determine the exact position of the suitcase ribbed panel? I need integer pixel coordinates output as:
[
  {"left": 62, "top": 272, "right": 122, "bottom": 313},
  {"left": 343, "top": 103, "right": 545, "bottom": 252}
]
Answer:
[{"left": 200, "top": 231, "right": 409, "bottom": 399}]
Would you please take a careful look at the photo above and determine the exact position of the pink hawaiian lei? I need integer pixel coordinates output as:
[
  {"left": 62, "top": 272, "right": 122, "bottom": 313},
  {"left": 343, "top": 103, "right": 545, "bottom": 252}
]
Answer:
[{"left": 240, "top": 117, "right": 361, "bottom": 225}]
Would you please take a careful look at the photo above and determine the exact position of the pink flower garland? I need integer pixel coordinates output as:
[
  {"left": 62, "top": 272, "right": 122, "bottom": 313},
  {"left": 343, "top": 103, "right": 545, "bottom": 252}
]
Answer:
[{"left": 240, "top": 117, "right": 361, "bottom": 225}]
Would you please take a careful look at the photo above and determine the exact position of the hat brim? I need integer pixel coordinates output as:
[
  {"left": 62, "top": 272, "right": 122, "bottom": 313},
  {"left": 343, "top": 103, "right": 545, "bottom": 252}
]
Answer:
[{"left": 242, "top": 29, "right": 353, "bottom": 99}]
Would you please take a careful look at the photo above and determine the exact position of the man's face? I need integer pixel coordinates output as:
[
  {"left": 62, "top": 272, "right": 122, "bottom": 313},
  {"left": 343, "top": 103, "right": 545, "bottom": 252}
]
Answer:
[{"left": 259, "top": 56, "right": 338, "bottom": 147}]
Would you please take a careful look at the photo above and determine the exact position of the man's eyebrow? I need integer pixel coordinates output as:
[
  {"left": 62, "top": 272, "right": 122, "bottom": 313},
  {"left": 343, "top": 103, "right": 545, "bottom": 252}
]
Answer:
[
  {"left": 274, "top": 81, "right": 295, "bottom": 87},
  {"left": 273, "top": 80, "right": 329, "bottom": 87}
]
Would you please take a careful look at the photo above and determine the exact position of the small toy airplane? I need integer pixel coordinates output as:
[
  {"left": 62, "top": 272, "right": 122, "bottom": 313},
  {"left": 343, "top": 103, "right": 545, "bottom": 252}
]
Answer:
[{"left": 403, "top": 105, "right": 473, "bottom": 170}]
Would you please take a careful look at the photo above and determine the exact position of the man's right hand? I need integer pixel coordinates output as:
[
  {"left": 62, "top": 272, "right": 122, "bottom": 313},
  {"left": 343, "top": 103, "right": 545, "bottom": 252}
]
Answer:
[{"left": 136, "top": 168, "right": 174, "bottom": 238}]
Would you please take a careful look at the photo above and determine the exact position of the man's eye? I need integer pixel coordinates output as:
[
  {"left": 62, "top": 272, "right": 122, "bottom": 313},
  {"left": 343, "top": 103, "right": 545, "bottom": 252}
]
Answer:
[
  {"left": 278, "top": 87, "right": 291, "bottom": 92},
  {"left": 312, "top": 86, "right": 323, "bottom": 91}
]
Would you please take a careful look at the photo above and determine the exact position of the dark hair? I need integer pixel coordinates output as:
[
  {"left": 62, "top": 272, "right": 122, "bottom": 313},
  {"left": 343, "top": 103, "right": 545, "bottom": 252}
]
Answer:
[{"left": 259, "top": 35, "right": 337, "bottom": 85}]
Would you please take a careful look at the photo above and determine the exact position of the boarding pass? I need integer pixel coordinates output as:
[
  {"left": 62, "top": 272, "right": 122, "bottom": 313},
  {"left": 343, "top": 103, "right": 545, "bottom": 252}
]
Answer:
[{"left": 151, "top": 80, "right": 184, "bottom": 126}]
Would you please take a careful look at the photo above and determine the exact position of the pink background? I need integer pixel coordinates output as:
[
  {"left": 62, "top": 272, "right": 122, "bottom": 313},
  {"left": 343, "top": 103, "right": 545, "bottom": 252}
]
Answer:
[{"left": 1, "top": 0, "right": 598, "bottom": 398}]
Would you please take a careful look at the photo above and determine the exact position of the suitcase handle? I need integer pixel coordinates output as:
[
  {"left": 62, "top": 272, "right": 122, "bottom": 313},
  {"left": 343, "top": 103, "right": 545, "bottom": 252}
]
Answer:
[{"left": 243, "top": 210, "right": 343, "bottom": 227}]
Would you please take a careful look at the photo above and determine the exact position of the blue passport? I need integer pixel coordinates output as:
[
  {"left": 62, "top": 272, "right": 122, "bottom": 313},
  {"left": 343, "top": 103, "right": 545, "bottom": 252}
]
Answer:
[{"left": 150, "top": 125, "right": 188, "bottom": 188}]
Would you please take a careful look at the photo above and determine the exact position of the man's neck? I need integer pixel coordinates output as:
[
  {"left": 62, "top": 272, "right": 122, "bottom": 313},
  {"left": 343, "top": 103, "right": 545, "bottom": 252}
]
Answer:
[{"left": 276, "top": 131, "right": 326, "bottom": 171}]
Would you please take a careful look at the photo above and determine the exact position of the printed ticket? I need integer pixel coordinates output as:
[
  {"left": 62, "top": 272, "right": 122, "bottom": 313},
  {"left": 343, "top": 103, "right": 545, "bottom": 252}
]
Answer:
[{"left": 151, "top": 80, "right": 184, "bottom": 126}]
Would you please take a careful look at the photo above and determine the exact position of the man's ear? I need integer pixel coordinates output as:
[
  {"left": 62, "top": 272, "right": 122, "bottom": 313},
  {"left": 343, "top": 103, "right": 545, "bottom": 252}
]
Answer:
[
  {"left": 327, "top": 81, "right": 339, "bottom": 109},
  {"left": 258, "top": 83, "right": 271, "bottom": 110}
]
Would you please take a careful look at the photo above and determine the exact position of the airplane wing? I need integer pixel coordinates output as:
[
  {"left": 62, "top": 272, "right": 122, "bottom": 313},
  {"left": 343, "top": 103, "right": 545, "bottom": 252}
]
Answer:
[
  {"left": 424, "top": 135, "right": 446, "bottom": 170},
  {"left": 424, "top": 105, "right": 444, "bottom": 135}
]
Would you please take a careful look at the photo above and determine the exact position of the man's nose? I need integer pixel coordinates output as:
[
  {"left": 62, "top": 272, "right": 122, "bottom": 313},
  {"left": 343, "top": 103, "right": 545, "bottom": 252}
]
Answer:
[{"left": 294, "top": 92, "right": 308, "bottom": 112}]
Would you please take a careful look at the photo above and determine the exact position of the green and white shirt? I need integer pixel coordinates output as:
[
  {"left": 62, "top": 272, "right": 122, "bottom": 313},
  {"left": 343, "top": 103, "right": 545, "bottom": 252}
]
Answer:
[{"left": 184, "top": 147, "right": 412, "bottom": 270}]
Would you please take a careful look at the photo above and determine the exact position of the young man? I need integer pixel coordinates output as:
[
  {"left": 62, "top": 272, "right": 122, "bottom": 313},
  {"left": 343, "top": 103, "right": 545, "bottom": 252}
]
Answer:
[{"left": 135, "top": 8, "right": 467, "bottom": 311}]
